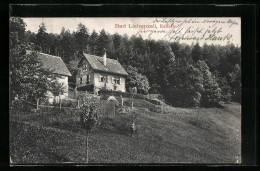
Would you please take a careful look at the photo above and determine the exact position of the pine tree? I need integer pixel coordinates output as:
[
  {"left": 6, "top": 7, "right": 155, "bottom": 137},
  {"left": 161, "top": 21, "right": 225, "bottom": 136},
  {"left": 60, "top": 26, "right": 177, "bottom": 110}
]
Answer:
[
  {"left": 96, "top": 29, "right": 109, "bottom": 56},
  {"left": 124, "top": 66, "right": 150, "bottom": 94},
  {"left": 36, "top": 23, "right": 48, "bottom": 53},
  {"left": 113, "top": 33, "right": 123, "bottom": 60},
  {"left": 122, "top": 34, "right": 135, "bottom": 66},
  {"left": 228, "top": 64, "right": 241, "bottom": 103},
  {"left": 178, "top": 44, "right": 192, "bottom": 66},
  {"left": 170, "top": 42, "right": 182, "bottom": 68},
  {"left": 88, "top": 30, "right": 99, "bottom": 55},
  {"left": 191, "top": 43, "right": 203, "bottom": 63},
  {"left": 58, "top": 28, "right": 76, "bottom": 64},
  {"left": 196, "top": 60, "right": 221, "bottom": 107},
  {"left": 74, "top": 23, "right": 89, "bottom": 52},
  {"left": 213, "top": 71, "right": 232, "bottom": 103},
  {"left": 203, "top": 44, "right": 220, "bottom": 72},
  {"left": 166, "top": 64, "right": 203, "bottom": 107}
]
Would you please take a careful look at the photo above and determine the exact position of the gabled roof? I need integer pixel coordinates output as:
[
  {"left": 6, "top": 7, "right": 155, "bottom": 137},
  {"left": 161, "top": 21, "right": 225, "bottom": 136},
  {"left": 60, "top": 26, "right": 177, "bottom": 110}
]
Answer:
[
  {"left": 83, "top": 53, "right": 128, "bottom": 76},
  {"left": 27, "top": 51, "right": 72, "bottom": 76}
]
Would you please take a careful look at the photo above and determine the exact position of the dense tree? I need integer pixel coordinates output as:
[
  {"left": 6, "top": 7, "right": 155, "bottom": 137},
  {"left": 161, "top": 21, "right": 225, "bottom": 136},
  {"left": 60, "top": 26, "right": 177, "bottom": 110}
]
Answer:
[
  {"left": 74, "top": 23, "right": 89, "bottom": 52},
  {"left": 166, "top": 64, "right": 204, "bottom": 107},
  {"left": 165, "top": 60, "right": 221, "bottom": 107},
  {"left": 196, "top": 60, "right": 221, "bottom": 107},
  {"left": 67, "top": 58, "right": 80, "bottom": 85},
  {"left": 228, "top": 64, "right": 241, "bottom": 103},
  {"left": 218, "top": 44, "right": 241, "bottom": 75},
  {"left": 170, "top": 42, "right": 182, "bottom": 68},
  {"left": 112, "top": 33, "right": 124, "bottom": 60},
  {"left": 96, "top": 29, "right": 110, "bottom": 56},
  {"left": 10, "top": 18, "right": 65, "bottom": 101},
  {"left": 88, "top": 30, "right": 99, "bottom": 55},
  {"left": 203, "top": 44, "right": 220, "bottom": 72},
  {"left": 131, "top": 35, "right": 146, "bottom": 55},
  {"left": 36, "top": 23, "right": 49, "bottom": 53},
  {"left": 153, "top": 40, "right": 175, "bottom": 94},
  {"left": 178, "top": 44, "right": 192, "bottom": 67},
  {"left": 113, "top": 33, "right": 123, "bottom": 52},
  {"left": 121, "top": 34, "right": 135, "bottom": 66},
  {"left": 25, "top": 31, "right": 37, "bottom": 50},
  {"left": 105, "top": 34, "right": 115, "bottom": 59},
  {"left": 191, "top": 43, "right": 203, "bottom": 63},
  {"left": 18, "top": 18, "right": 241, "bottom": 107},
  {"left": 10, "top": 18, "right": 28, "bottom": 99},
  {"left": 124, "top": 66, "right": 150, "bottom": 94},
  {"left": 47, "top": 33, "right": 58, "bottom": 55},
  {"left": 58, "top": 28, "right": 77, "bottom": 64}
]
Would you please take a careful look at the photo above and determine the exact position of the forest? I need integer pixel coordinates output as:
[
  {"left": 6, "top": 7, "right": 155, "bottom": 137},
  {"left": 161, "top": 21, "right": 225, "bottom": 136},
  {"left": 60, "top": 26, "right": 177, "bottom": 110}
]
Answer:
[{"left": 10, "top": 18, "right": 241, "bottom": 107}]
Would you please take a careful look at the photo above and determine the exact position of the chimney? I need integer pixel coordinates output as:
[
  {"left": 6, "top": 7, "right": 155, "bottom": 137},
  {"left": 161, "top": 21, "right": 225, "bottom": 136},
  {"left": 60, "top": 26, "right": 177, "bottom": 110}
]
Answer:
[{"left": 103, "top": 49, "right": 107, "bottom": 66}]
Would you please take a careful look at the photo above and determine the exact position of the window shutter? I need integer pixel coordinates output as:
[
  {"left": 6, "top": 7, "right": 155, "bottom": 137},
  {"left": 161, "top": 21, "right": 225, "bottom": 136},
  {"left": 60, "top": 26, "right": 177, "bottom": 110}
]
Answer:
[
  {"left": 119, "top": 77, "right": 121, "bottom": 85},
  {"left": 111, "top": 76, "right": 114, "bottom": 83},
  {"left": 99, "top": 74, "right": 101, "bottom": 82},
  {"left": 80, "top": 77, "right": 83, "bottom": 84},
  {"left": 106, "top": 75, "right": 109, "bottom": 83},
  {"left": 86, "top": 75, "right": 90, "bottom": 84}
]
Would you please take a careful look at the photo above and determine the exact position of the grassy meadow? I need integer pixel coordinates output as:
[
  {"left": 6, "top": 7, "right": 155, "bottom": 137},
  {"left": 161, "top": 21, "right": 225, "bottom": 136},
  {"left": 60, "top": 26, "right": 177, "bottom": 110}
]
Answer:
[{"left": 10, "top": 99, "right": 241, "bottom": 164}]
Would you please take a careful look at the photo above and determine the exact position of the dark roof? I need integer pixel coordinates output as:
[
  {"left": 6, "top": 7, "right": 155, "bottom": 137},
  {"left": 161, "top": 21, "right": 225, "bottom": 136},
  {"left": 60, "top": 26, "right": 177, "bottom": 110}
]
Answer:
[
  {"left": 27, "top": 51, "right": 72, "bottom": 76},
  {"left": 83, "top": 53, "right": 128, "bottom": 76}
]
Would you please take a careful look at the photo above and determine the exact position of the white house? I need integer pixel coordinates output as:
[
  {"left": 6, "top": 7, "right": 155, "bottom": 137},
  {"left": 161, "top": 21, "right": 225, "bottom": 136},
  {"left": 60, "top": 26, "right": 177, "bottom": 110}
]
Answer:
[
  {"left": 28, "top": 51, "right": 72, "bottom": 102},
  {"left": 76, "top": 52, "right": 128, "bottom": 94}
]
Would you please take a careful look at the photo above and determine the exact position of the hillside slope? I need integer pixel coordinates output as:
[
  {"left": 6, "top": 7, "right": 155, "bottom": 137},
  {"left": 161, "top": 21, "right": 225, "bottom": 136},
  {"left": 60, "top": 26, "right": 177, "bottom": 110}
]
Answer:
[
  {"left": 10, "top": 102, "right": 241, "bottom": 164},
  {"left": 87, "top": 103, "right": 241, "bottom": 163}
]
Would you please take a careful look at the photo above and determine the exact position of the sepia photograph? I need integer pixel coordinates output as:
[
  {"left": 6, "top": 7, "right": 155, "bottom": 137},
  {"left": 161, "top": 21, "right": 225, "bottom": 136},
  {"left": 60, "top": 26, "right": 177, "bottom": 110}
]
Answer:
[{"left": 9, "top": 16, "right": 241, "bottom": 164}]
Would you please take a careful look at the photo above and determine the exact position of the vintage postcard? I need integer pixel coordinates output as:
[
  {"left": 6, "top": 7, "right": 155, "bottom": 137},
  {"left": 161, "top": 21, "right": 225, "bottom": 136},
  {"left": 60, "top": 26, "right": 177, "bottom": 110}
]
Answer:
[{"left": 10, "top": 17, "right": 241, "bottom": 164}]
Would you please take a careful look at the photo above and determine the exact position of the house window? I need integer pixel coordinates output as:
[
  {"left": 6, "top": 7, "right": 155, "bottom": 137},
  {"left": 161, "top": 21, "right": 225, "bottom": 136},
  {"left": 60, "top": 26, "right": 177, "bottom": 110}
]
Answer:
[
  {"left": 86, "top": 75, "right": 90, "bottom": 84},
  {"left": 100, "top": 74, "right": 106, "bottom": 82},
  {"left": 80, "top": 77, "right": 83, "bottom": 84},
  {"left": 117, "top": 78, "right": 121, "bottom": 85},
  {"left": 84, "top": 65, "right": 87, "bottom": 70},
  {"left": 112, "top": 77, "right": 121, "bottom": 85}
]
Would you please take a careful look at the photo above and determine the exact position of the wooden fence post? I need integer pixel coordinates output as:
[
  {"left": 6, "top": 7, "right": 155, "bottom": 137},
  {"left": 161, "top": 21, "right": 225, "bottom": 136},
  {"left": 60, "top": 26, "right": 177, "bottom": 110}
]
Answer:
[
  {"left": 103, "top": 100, "right": 105, "bottom": 116},
  {"left": 36, "top": 99, "right": 39, "bottom": 110},
  {"left": 114, "top": 103, "right": 115, "bottom": 117},
  {"left": 161, "top": 105, "right": 163, "bottom": 114},
  {"left": 121, "top": 98, "right": 124, "bottom": 106},
  {"left": 131, "top": 96, "right": 134, "bottom": 109},
  {"left": 77, "top": 100, "right": 80, "bottom": 108},
  {"left": 60, "top": 98, "right": 62, "bottom": 109},
  {"left": 86, "top": 133, "right": 89, "bottom": 163}
]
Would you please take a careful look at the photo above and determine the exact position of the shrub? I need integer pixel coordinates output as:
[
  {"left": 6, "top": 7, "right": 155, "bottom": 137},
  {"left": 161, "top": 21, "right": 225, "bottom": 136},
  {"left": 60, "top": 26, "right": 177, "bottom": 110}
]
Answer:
[
  {"left": 189, "top": 92, "right": 201, "bottom": 107},
  {"left": 38, "top": 97, "right": 53, "bottom": 106},
  {"left": 146, "top": 99, "right": 161, "bottom": 105},
  {"left": 80, "top": 98, "right": 100, "bottom": 131},
  {"left": 60, "top": 99, "right": 78, "bottom": 108},
  {"left": 10, "top": 100, "right": 34, "bottom": 115},
  {"left": 99, "top": 89, "right": 161, "bottom": 106},
  {"left": 200, "top": 80, "right": 221, "bottom": 107}
]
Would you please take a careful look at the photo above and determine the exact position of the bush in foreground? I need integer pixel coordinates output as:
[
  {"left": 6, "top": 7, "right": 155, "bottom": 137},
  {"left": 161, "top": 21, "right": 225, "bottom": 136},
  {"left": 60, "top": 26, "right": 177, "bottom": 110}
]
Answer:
[{"left": 80, "top": 98, "right": 100, "bottom": 131}]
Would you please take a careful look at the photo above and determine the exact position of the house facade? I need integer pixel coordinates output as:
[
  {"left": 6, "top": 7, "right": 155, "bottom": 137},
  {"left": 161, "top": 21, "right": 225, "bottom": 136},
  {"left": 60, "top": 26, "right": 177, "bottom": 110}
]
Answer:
[
  {"left": 76, "top": 52, "right": 128, "bottom": 94},
  {"left": 29, "top": 51, "right": 72, "bottom": 101}
]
